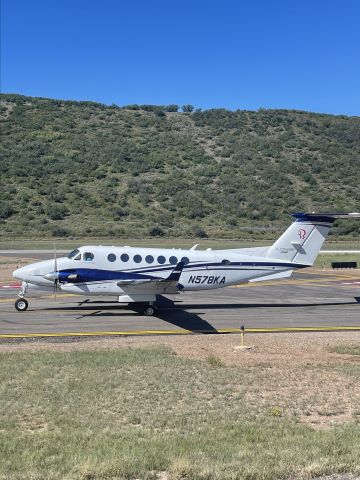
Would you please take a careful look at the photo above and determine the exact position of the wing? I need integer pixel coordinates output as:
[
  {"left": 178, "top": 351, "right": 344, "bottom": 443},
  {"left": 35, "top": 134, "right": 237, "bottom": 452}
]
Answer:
[{"left": 117, "top": 261, "right": 185, "bottom": 294}]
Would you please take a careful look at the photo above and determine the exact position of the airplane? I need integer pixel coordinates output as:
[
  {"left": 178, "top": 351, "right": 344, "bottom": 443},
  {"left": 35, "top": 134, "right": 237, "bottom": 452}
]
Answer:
[{"left": 12, "top": 212, "right": 360, "bottom": 316}]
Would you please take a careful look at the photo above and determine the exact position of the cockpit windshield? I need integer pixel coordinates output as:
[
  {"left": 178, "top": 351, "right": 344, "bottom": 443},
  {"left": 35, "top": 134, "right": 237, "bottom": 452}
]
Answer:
[{"left": 67, "top": 248, "right": 81, "bottom": 260}]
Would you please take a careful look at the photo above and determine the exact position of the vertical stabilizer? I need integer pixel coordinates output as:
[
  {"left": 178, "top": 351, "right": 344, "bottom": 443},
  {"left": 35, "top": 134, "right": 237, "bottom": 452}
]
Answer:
[{"left": 266, "top": 213, "right": 360, "bottom": 265}]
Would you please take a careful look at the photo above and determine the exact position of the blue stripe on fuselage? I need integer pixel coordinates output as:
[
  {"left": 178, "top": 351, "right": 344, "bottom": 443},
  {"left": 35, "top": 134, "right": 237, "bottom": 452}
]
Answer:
[
  {"left": 58, "top": 261, "right": 307, "bottom": 284},
  {"left": 58, "top": 268, "right": 161, "bottom": 284}
]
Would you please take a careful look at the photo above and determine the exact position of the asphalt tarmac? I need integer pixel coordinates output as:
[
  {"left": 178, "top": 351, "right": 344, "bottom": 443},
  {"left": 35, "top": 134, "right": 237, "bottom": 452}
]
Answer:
[{"left": 1, "top": 266, "right": 360, "bottom": 338}]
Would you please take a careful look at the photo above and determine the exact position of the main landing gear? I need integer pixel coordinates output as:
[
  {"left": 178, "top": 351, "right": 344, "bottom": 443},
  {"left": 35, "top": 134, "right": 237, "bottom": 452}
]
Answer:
[
  {"left": 15, "top": 282, "right": 29, "bottom": 311},
  {"left": 143, "top": 303, "right": 158, "bottom": 316}
]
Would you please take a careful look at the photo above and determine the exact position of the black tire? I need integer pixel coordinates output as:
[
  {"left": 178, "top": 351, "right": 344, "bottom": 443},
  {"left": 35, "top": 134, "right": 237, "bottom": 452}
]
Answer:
[
  {"left": 144, "top": 305, "right": 155, "bottom": 316},
  {"left": 15, "top": 298, "right": 28, "bottom": 312}
]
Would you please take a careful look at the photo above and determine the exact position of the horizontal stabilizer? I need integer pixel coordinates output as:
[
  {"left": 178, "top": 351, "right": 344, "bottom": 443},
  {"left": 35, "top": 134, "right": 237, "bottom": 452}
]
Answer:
[
  {"left": 249, "top": 270, "right": 293, "bottom": 283},
  {"left": 292, "top": 212, "right": 360, "bottom": 222}
]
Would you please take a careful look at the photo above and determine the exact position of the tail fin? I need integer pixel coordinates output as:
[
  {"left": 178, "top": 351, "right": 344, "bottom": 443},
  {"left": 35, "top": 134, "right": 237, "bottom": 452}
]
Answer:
[{"left": 266, "top": 212, "right": 360, "bottom": 265}]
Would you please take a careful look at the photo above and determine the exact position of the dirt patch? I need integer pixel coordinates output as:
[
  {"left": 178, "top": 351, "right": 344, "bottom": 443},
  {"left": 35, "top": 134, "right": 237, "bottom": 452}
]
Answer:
[{"left": 0, "top": 257, "right": 35, "bottom": 284}]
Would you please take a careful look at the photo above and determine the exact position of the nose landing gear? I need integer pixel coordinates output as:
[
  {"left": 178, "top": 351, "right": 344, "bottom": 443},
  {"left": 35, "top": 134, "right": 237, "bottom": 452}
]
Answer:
[
  {"left": 15, "top": 298, "right": 29, "bottom": 311},
  {"left": 15, "top": 282, "right": 29, "bottom": 311}
]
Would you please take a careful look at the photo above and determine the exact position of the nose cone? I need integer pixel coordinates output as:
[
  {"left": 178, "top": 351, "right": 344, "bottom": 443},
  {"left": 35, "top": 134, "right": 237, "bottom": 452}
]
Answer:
[
  {"left": 13, "top": 258, "right": 66, "bottom": 286},
  {"left": 13, "top": 265, "right": 31, "bottom": 281},
  {"left": 13, "top": 260, "right": 54, "bottom": 285}
]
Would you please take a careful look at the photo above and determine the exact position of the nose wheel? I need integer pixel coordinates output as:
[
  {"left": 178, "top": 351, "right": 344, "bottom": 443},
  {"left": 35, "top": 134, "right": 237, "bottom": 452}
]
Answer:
[{"left": 15, "top": 298, "right": 29, "bottom": 311}]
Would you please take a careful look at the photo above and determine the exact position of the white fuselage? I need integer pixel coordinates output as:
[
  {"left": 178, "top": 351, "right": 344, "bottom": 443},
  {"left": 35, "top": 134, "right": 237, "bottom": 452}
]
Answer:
[{"left": 13, "top": 245, "right": 298, "bottom": 299}]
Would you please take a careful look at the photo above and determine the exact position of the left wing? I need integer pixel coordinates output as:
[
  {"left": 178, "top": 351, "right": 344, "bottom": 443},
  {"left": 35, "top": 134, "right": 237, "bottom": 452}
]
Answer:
[{"left": 117, "top": 262, "right": 185, "bottom": 294}]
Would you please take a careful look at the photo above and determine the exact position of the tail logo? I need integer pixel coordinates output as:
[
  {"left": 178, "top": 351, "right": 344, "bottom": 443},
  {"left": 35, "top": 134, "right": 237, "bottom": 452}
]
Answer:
[{"left": 298, "top": 228, "right": 307, "bottom": 240}]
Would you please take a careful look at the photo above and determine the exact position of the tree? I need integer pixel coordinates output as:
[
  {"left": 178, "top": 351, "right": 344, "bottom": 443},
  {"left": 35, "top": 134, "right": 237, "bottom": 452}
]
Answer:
[
  {"left": 164, "top": 105, "right": 179, "bottom": 112},
  {"left": 182, "top": 104, "right": 194, "bottom": 113}
]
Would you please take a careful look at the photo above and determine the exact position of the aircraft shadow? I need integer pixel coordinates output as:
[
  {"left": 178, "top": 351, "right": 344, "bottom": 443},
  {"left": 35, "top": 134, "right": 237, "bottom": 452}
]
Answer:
[
  {"left": 175, "top": 300, "right": 359, "bottom": 309},
  {"left": 41, "top": 296, "right": 359, "bottom": 335},
  {"left": 44, "top": 298, "right": 219, "bottom": 334}
]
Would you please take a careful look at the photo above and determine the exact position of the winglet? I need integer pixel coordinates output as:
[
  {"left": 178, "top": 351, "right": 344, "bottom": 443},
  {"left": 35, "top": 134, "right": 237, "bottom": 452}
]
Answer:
[{"left": 165, "top": 261, "right": 185, "bottom": 282}]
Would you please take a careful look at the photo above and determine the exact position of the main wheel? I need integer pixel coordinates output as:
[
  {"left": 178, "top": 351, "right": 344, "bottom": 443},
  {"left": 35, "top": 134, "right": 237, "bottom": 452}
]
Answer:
[
  {"left": 144, "top": 305, "right": 155, "bottom": 316},
  {"left": 15, "top": 298, "right": 29, "bottom": 312}
]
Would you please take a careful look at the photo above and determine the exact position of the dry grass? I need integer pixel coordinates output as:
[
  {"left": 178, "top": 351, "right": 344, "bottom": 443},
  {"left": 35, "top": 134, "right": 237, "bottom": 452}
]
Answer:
[
  {"left": 0, "top": 333, "right": 359, "bottom": 479},
  {"left": 2, "top": 332, "right": 360, "bottom": 432}
]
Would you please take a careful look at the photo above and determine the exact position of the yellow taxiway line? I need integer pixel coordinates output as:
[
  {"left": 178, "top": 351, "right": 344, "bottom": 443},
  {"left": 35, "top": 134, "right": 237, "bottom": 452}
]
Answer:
[
  {"left": 0, "top": 294, "right": 77, "bottom": 303},
  {"left": 1, "top": 326, "right": 360, "bottom": 339}
]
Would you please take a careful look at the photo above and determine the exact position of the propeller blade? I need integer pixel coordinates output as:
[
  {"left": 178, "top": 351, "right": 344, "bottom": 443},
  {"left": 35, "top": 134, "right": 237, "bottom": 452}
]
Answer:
[
  {"left": 54, "top": 243, "right": 58, "bottom": 302},
  {"left": 54, "top": 243, "right": 58, "bottom": 273}
]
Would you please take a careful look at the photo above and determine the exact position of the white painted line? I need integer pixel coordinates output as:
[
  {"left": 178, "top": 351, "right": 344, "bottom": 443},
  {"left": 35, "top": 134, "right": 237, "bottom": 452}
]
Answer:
[{"left": 320, "top": 250, "right": 360, "bottom": 254}]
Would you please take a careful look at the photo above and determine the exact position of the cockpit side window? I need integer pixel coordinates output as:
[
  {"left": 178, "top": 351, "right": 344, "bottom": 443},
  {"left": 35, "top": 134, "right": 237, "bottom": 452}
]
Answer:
[
  {"left": 84, "top": 252, "right": 94, "bottom": 262},
  {"left": 68, "top": 248, "right": 80, "bottom": 259}
]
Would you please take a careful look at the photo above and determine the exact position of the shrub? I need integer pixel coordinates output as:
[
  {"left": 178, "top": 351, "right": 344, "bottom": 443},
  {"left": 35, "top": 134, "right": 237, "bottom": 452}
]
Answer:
[
  {"left": 192, "top": 226, "right": 208, "bottom": 238},
  {"left": 148, "top": 225, "right": 165, "bottom": 237},
  {"left": 51, "top": 225, "right": 71, "bottom": 237},
  {"left": 0, "top": 204, "right": 15, "bottom": 219},
  {"left": 46, "top": 205, "right": 68, "bottom": 220}
]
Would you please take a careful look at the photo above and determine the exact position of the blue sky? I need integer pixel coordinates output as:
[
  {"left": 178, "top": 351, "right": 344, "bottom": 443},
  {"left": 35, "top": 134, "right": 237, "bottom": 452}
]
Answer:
[{"left": 1, "top": 0, "right": 359, "bottom": 115}]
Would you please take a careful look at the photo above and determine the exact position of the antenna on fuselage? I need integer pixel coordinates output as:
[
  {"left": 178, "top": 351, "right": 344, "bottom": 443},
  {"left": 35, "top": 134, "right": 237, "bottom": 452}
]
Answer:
[{"left": 190, "top": 244, "right": 198, "bottom": 250}]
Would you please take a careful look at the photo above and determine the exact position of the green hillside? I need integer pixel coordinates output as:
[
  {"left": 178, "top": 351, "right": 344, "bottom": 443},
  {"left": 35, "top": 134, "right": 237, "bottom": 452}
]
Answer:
[{"left": 1, "top": 94, "right": 359, "bottom": 240}]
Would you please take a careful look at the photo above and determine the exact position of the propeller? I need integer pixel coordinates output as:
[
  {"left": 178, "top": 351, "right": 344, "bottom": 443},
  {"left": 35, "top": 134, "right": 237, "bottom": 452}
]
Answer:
[{"left": 54, "top": 245, "right": 58, "bottom": 301}]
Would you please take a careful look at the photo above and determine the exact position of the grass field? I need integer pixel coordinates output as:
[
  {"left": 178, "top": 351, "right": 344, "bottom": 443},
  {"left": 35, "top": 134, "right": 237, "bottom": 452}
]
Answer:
[
  {"left": 0, "top": 344, "right": 359, "bottom": 480},
  {"left": 313, "top": 253, "right": 360, "bottom": 268}
]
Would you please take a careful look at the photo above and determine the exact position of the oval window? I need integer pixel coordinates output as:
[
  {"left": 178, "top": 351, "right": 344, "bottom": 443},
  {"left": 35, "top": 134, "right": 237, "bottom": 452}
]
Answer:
[
  {"left": 145, "top": 255, "right": 154, "bottom": 264},
  {"left": 169, "top": 256, "right": 178, "bottom": 265},
  {"left": 181, "top": 256, "right": 190, "bottom": 264},
  {"left": 157, "top": 255, "right": 166, "bottom": 264},
  {"left": 121, "top": 253, "right": 129, "bottom": 262},
  {"left": 134, "top": 254, "right": 142, "bottom": 263},
  {"left": 107, "top": 253, "right": 116, "bottom": 262}
]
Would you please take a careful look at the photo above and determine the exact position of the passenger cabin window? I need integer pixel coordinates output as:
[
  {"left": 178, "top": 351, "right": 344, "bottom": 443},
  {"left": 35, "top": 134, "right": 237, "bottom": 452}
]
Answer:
[
  {"left": 157, "top": 255, "right": 166, "bottom": 264},
  {"left": 68, "top": 248, "right": 80, "bottom": 260},
  {"left": 134, "top": 254, "right": 142, "bottom": 263},
  {"left": 84, "top": 252, "right": 94, "bottom": 262},
  {"left": 169, "top": 256, "right": 178, "bottom": 265},
  {"left": 107, "top": 253, "right": 116, "bottom": 262},
  {"left": 221, "top": 259, "right": 231, "bottom": 265},
  {"left": 121, "top": 253, "right": 129, "bottom": 262},
  {"left": 145, "top": 255, "right": 154, "bottom": 264},
  {"left": 181, "top": 257, "right": 190, "bottom": 264}
]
